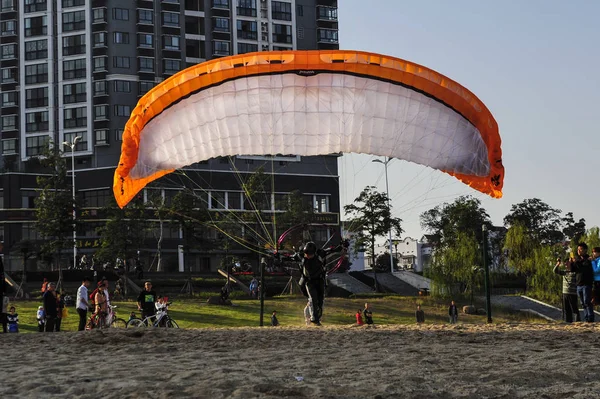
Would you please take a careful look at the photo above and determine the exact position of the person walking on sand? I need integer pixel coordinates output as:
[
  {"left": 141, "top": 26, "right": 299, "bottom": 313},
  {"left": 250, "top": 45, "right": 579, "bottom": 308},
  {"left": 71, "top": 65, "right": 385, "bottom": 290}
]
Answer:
[
  {"left": 416, "top": 305, "right": 425, "bottom": 324},
  {"left": 554, "top": 257, "right": 581, "bottom": 323},
  {"left": 448, "top": 300, "right": 458, "bottom": 324}
]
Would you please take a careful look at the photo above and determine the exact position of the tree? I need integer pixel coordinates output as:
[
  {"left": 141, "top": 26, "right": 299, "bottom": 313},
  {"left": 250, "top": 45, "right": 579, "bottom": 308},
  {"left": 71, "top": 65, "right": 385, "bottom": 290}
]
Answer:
[
  {"left": 420, "top": 196, "right": 491, "bottom": 246},
  {"left": 344, "top": 186, "right": 403, "bottom": 290},
  {"left": 146, "top": 190, "right": 170, "bottom": 272},
  {"left": 427, "top": 231, "right": 480, "bottom": 301},
  {"left": 375, "top": 252, "right": 398, "bottom": 272},
  {"left": 95, "top": 196, "right": 147, "bottom": 268},
  {"left": 503, "top": 198, "right": 564, "bottom": 245},
  {"left": 35, "top": 145, "right": 78, "bottom": 285},
  {"left": 562, "top": 212, "right": 586, "bottom": 243}
]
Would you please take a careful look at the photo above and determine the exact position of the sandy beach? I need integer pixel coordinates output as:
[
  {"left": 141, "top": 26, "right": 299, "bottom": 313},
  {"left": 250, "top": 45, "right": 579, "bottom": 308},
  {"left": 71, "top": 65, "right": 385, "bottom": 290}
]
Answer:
[{"left": 1, "top": 323, "right": 599, "bottom": 398}]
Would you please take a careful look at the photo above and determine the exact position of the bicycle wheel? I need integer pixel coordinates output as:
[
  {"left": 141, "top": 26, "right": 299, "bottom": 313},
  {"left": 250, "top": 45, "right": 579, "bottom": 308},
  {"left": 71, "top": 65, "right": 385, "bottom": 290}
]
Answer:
[
  {"left": 126, "top": 318, "right": 146, "bottom": 328},
  {"left": 97, "top": 316, "right": 107, "bottom": 329},
  {"left": 110, "top": 318, "right": 127, "bottom": 328},
  {"left": 166, "top": 318, "right": 179, "bottom": 329}
]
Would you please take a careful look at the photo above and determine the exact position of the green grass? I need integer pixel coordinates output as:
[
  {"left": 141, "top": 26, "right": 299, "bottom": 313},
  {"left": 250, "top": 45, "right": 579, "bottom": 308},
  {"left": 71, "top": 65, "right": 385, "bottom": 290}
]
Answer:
[{"left": 5, "top": 295, "right": 548, "bottom": 333}]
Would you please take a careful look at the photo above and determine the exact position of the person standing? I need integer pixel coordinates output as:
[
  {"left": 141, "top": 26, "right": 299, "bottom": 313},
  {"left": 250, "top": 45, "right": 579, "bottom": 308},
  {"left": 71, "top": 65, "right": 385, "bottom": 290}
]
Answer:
[
  {"left": 591, "top": 247, "right": 600, "bottom": 304},
  {"left": 0, "top": 241, "right": 7, "bottom": 333},
  {"left": 55, "top": 291, "right": 65, "bottom": 332},
  {"left": 570, "top": 243, "right": 594, "bottom": 322},
  {"left": 270, "top": 310, "right": 279, "bottom": 326},
  {"left": 554, "top": 258, "right": 581, "bottom": 323},
  {"left": 363, "top": 303, "right": 374, "bottom": 325},
  {"left": 137, "top": 281, "right": 157, "bottom": 320},
  {"left": 42, "top": 282, "right": 58, "bottom": 332},
  {"left": 448, "top": 300, "right": 459, "bottom": 324},
  {"left": 7, "top": 306, "right": 18, "bottom": 333},
  {"left": 76, "top": 277, "right": 91, "bottom": 331},
  {"left": 415, "top": 305, "right": 425, "bottom": 324}
]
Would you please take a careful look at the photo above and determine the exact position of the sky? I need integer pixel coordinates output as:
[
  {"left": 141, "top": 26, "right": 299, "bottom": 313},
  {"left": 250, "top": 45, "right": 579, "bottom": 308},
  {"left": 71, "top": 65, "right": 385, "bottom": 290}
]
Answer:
[{"left": 336, "top": 0, "right": 600, "bottom": 240}]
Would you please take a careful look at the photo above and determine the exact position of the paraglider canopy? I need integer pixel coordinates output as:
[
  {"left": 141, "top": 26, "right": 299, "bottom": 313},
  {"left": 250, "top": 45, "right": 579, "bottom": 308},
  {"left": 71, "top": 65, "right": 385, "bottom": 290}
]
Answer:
[{"left": 114, "top": 50, "right": 503, "bottom": 208}]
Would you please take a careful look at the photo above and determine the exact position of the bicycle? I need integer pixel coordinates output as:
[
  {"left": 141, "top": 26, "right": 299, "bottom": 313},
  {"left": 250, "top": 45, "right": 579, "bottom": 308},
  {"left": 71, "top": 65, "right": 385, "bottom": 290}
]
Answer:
[
  {"left": 85, "top": 305, "right": 127, "bottom": 330},
  {"left": 126, "top": 302, "right": 179, "bottom": 328}
]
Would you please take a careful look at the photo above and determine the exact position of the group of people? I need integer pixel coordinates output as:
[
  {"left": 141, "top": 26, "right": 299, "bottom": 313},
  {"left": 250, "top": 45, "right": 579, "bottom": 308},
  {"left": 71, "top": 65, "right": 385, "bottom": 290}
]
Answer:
[
  {"left": 414, "top": 300, "right": 459, "bottom": 324},
  {"left": 554, "top": 242, "right": 599, "bottom": 323},
  {"left": 354, "top": 303, "right": 375, "bottom": 326},
  {"left": 36, "top": 280, "right": 67, "bottom": 332}
]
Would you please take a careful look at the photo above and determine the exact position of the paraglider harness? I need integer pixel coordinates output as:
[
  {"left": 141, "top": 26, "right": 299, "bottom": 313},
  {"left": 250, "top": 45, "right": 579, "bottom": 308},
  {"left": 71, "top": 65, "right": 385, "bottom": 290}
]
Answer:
[{"left": 296, "top": 240, "right": 350, "bottom": 296}]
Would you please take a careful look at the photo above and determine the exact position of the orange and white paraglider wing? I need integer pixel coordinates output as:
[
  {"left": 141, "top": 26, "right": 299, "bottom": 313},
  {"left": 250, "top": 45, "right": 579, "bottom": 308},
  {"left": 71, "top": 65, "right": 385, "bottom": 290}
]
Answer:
[{"left": 114, "top": 50, "right": 503, "bottom": 208}]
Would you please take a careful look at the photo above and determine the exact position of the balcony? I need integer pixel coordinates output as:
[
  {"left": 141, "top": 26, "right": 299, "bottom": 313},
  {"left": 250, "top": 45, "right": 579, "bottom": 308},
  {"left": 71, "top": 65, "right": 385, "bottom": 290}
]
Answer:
[{"left": 317, "top": 6, "right": 337, "bottom": 21}]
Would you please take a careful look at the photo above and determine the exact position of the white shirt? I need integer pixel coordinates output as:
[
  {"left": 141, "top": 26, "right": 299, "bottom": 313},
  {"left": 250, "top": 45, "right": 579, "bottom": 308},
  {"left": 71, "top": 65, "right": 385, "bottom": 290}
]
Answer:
[{"left": 76, "top": 285, "right": 88, "bottom": 310}]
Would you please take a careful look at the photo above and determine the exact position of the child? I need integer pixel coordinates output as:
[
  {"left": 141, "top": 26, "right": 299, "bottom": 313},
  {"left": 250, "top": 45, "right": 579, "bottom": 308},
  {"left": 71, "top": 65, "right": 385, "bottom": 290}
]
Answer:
[
  {"left": 36, "top": 306, "right": 45, "bottom": 332},
  {"left": 271, "top": 310, "right": 279, "bottom": 327},
  {"left": 129, "top": 311, "right": 136, "bottom": 322},
  {"left": 7, "top": 306, "right": 18, "bottom": 333},
  {"left": 155, "top": 297, "right": 168, "bottom": 326},
  {"left": 355, "top": 309, "right": 364, "bottom": 326}
]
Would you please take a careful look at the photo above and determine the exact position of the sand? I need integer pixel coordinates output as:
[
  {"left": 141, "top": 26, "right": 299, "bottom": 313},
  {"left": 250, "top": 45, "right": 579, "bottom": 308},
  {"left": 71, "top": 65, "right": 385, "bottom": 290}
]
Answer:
[{"left": 1, "top": 323, "right": 599, "bottom": 399}]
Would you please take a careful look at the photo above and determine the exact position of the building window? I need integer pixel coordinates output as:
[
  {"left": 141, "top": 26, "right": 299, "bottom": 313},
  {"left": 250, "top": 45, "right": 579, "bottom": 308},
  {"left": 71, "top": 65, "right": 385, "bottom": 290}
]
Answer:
[
  {"left": 93, "top": 8, "right": 106, "bottom": 23},
  {"left": 63, "top": 82, "right": 86, "bottom": 104},
  {"left": 94, "top": 80, "right": 107, "bottom": 96},
  {"left": 63, "top": 58, "right": 86, "bottom": 80},
  {"left": 63, "top": 10, "right": 85, "bottom": 32},
  {"left": 93, "top": 56, "right": 107, "bottom": 72},
  {"left": 64, "top": 132, "right": 87, "bottom": 151},
  {"left": 273, "top": 24, "right": 292, "bottom": 44},
  {"left": 93, "top": 32, "right": 106, "bottom": 47},
  {"left": 25, "top": 16, "right": 47, "bottom": 37},
  {"left": 26, "top": 136, "right": 49, "bottom": 157},
  {"left": 162, "top": 12, "right": 179, "bottom": 27},
  {"left": 1, "top": 91, "right": 17, "bottom": 107},
  {"left": 1, "top": 115, "right": 16, "bottom": 131},
  {"left": 94, "top": 105, "right": 108, "bottom": 120},
  {"left": 1, "top": 44, "right": 16, "bottom": 59},
  {"left": 113, "top": 56, "right": 130, "bottom": 68},
  {"left": 318, "top": 29, "right": 338, "bottom": 43},
  {"left": 25, "top": 63, "right": 48, "bottom": 84},
  {"left": 317, "top": 6, "right": 337, "bottom": 21},
  {"left": 25, "top": 110, "right": 49, "bottom": 132},
  {"left": 163, "top": 59, "right": 181, "bottom": 75},
  {"left": 24, "top": 0, "right": 46, "bottom": 13},
  {"left": 113, "top": 31, "right": 129, "bottom": 44},
  {"left": 237, "top": 42, "right": 257, "bottom": 54},
  {"left": 138, "top": 9, "right": 153, "bottom": 24},
  {"left": 25, "top": 39, "right": 48, "bottom": 60},
  {"left": 139, "top": 81, "right": 155, "bottom": 95},
  {"left": 113, "top": 105, "right": 131, "bottom": 117},
  {"left": 63, "top": 0, "right": 85, "bottom": 7},
  {"left": 163, "top": 36, "right": 180, "bottom": 50},
  {"left": 63, "top": 34, "right": 86, "bottom": 56},
  {"left": 113, "top": 8, "right": 129, "bottom": 20},
  {"left": 113, "top": 80, "right": 131, "bottom": 92},
  {"left": 237, "top": 20, "right": 257, "bottom": 40},
  {"left": 139, "top": 57, "right": 154, "bottom": 72},
  {"left": 237, "top": 0, "right": 256, "bottom": 17},
  {"left": 1, "top": 0, "right": 15, "bottom": 12},
  {"left": 227, "top": 192, "right": 242, "bottom": 210},
  {"left": 2, "top": 138, "right": 17, "bottom": 155},
  {"left": 213, "top": 17, "right": 229, "bottom": 32},
  {"left": 1, "top": 20, "right": 16, "bottom": 36},
  {"left": 94, "top": 130, "right": 108, "bottom": 146},
  {"left": 272, "top": 1, "right": 291, "bottom": 21},
  {"left": 138, "top": 33, "right": 153, "bottom": 48},
  {"left": 213, "top": 41, "right": 230, "bottom": 56},
  {"left": 81, "top": 189, "right": 111, "bottom": 207},
  {"left": 63, "top": 106, "right": 87, "bottom": 128},
  {"left": 25, "top": 87, "right": 49, "bottom": 108},
  {"left": 115, "top": 129, "right": 124, "bottom": 141},
  {"left": 314, "top": 195, "right": 329, "bottom": 213},
  {"left": 212, "top": 0, "right": 229, "bottom": 8},
  {"left": 209, "top": 191, "right": 225, "bottom": 209}
]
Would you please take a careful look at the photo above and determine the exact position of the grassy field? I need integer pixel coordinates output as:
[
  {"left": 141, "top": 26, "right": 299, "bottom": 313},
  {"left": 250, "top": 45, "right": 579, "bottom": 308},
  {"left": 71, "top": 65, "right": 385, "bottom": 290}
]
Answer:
[{"left": 4, "top": 294, "right": 548, "bottom": 334}]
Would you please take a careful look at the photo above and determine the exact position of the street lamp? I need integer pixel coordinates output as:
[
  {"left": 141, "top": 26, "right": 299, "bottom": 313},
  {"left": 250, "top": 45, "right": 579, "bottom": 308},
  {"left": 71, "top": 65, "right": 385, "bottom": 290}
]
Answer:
[
  {"left": 63, "top": 136, "right": 81, "bottom": 271},
  {"left": 482, "top": 224, "right": 492, "bottom": 323},
  {"left": 372, "top": 157, "right": 395, "bottom": 273}
]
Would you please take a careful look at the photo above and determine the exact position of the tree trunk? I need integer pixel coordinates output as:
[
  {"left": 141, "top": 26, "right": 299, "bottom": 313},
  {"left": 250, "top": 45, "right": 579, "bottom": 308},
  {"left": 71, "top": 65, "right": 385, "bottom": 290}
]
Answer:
[{"left": 156, "top": 219, "right": 163, "bottom": 272}]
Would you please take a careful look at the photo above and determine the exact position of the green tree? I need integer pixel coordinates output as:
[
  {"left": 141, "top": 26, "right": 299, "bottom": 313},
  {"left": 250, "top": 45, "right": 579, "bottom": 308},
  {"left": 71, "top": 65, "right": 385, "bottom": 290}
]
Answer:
[
  {"left": 344, "top": 186, "right": 402, "bottom": 288},
  {"left": 427, "top": 231, "right": 480, "bottom": 301},
  {"left": 503, "top": 198, "right": 564, "bottom": 245},
  {"left": 562, "top": 212, "right": 586, "bottom": 243},
  {"left": 420, "top": 195, "right": 491, "bottom": 245},
  {"left": 579, "top": 227, "right": 600, "bottom": 251},
  {"left": 95, "top": 196, "right": 147, "bottom": 267},
  {"left": 35, "top": 145, "right": 77, "bottom": 284}
]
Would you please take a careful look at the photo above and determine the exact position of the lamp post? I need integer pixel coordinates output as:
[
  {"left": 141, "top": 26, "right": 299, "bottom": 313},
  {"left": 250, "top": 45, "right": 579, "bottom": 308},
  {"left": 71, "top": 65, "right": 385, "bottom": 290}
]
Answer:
[
  {"left": 372, "top": 157, "right": 395, "bottom": 273},
  {"left": 63, "top": 136, "right": 81, "bottom": 271},
  {"left": 482, "top": 224, "right": 492, "bottom": 323}
]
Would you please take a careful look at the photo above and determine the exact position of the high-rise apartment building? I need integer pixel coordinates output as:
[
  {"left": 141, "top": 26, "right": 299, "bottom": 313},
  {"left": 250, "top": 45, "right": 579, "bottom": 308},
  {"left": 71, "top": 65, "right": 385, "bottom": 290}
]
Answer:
[{"left": 0, "top": 0, "right": 339, "bottom": 271}]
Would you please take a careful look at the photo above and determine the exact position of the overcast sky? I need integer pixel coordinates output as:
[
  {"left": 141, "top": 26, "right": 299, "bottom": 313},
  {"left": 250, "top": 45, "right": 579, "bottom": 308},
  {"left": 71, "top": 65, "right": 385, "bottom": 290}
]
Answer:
[{"left": 336, "top": 0, "right": 600, "bottom": 239}]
